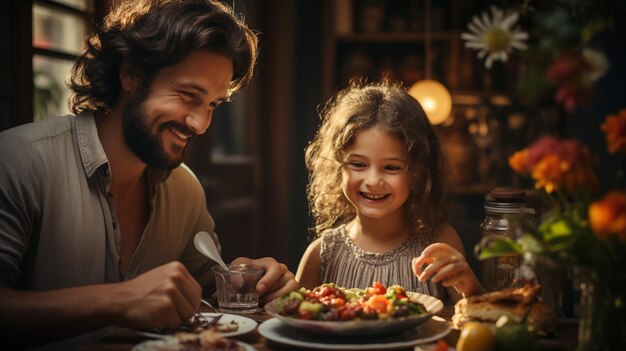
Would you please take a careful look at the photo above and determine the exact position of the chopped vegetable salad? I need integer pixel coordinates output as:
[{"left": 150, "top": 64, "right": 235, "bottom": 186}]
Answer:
[{"left": 277, "top": 282, "right": 428, "bottom": 321}]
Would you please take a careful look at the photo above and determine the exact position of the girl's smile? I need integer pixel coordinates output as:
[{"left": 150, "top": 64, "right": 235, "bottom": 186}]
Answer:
[{"left": 360, "top": 192, "right": 390, "bottom": 201}]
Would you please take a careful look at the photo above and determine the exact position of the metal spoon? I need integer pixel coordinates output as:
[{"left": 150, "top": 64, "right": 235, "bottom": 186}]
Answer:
[
  {"left": 201, "top": 299, "right": 217, "bottom": 311},
  {"left": 194, "top": 231, "right": 229, "bottom": 271}
]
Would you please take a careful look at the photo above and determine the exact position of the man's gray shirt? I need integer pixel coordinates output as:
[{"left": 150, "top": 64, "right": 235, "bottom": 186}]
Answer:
[{"left": 0, "top": 113, "right": 219, "bottom": 349}]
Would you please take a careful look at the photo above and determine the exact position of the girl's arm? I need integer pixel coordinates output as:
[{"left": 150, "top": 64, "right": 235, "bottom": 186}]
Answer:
[
  {"left": 412, "top": 224, "right": 485, "bottom": 303},
  {"left": 295, "top": 238, "right": 323, "bottom": 289}
]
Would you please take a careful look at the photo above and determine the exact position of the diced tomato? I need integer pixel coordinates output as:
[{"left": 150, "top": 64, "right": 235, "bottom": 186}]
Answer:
[
  {"left": 432, "top": 340, "right": 449, "bottom": 351},
  {"left": 372, "top": 281, "right": 387, "bottom": 294},
  {"left": 387, "top": 286, "right": 406, "bottom": 300},
  {"left": 339, "top": 307, "right": 357, "bottom": 321},
  {"left": 331, "top": 297, "right": 346, "bottom": 306},
  {"left": 297, "top": 309, "right": 314, "bottom": 320},
  {"left": 366, "top": 294, "right": 390, "bottom": 314},
  {"left": 335, "top": 289, "right": 346, "bottom": 299},
  {"left": 319, "top": 286, "right": 335, "bottom": 297}
]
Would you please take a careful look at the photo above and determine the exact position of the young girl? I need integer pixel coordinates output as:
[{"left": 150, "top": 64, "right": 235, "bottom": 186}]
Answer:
[{"left": 296, "top": 81, "right": 484, "bottom": 303}]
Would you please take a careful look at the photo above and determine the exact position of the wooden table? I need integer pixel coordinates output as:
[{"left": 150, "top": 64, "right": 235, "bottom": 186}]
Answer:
[{"left": 82, "top": 306, "right": 578, "bottom": 351}]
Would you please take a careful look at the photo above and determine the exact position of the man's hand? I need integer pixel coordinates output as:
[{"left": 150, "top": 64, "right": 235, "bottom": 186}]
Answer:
[
  {"left": 231, "top": 257, "right": 299, "bottom": 305},
  {"left": 115, "top": 261, "right": 202, "bottom": 331},
  {"left": 0, "top": 261, "right": 202, "bottom": 346}
]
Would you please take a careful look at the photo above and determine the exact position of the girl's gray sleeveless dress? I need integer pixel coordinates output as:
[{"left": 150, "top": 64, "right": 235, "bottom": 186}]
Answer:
[{"left": 319, "top": 223, "right": 446, "bottom": 300}]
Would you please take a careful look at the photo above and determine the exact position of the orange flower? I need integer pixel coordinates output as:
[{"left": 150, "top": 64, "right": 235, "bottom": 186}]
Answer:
[
  {"left": 601, "top": 109, "right": 626, "bottom": 155},
  {"left": 510, "top": 136, "right": 598, "bottom": 193},
  {"left": 508, "top": 149, "right": 530, "bottom": 173},
  {"left": 531, "top": 154, "right": 568, "bottom": 193},
  {"left": 589, "top": 191, "right": 626, "bottom": 242}
]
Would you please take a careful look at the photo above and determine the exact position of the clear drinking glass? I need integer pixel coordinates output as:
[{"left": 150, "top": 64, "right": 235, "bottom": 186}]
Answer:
[{"left": 211, "top": 263, "right": 266, "bottom": 313}]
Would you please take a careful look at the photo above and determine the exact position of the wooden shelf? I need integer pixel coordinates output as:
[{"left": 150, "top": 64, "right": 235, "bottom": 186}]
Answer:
[
  {"left": 336, "top": 31, "right": 462, "bottom": 43},
  {"left": 451, "top": 90, "right": 516, "bottom": 106},
  {"left": 450, "top": 182, "right": 497, "bottom": 196}
]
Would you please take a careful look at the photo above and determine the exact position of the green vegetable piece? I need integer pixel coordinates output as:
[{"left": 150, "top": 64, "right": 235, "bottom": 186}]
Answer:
[
  {"left": 289, "top": 291, "right": 304, "bottom": 300},
  {"left": 298, "top": 301, "right": 323, "bottom": 314}
]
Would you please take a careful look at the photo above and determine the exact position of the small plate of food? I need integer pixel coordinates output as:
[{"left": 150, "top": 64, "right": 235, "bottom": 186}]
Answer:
[
  {"left": 132, "top": 328, "right": 255, "bottom": 351},
  {"left": 195, "top": 313, "right": 258, "bottom": 337},
  {"left": 264, "top": 282, "right": 443, "bottom": 338},
  {"left": 177, "top": 313, "right": 257, "bottom": 337}
]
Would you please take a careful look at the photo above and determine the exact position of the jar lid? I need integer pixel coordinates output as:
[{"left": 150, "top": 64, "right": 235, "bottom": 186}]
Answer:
[
  {"left": 485, "top": 187, "right": 535, "bottom": 214},
  {"left": 490, "top": 188, "right": 526, "bottom": 201}
]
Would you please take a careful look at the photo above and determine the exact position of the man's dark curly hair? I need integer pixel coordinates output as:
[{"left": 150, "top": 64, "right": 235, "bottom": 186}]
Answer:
[{"left": 69, "top": 0, "right": 258, "bottom": 114}]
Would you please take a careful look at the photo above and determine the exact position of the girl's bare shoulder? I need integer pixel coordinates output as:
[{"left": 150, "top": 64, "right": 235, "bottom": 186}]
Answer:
[{"left": 433, "top": 222, "right": 463, "bottom": 247}]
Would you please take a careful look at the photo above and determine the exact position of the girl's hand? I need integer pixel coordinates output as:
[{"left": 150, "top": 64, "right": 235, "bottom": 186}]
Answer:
[{"left": 412, "top": 243, "right": 483, "bottom": 297}]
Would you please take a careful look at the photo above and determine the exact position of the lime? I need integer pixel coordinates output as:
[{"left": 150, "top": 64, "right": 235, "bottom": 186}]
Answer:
[{"left": 495, "top": 316, "right": 537, "bottom": 351}]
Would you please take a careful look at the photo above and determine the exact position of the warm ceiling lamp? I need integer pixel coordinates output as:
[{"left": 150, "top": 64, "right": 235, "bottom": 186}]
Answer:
[
  {"left": 408, "top": 79, "right": 452, "bottom": 125},
  {"left": 408, "top": 0, "right": 452, "bottom": 125}
]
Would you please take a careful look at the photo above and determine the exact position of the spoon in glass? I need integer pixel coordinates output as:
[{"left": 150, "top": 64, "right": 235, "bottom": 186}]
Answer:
[
  {"left": 194, "top": 231, "right": 229, "bottom": 271},
  {"left": 201, "top": 299, "right": 217, "bottom": 311}
]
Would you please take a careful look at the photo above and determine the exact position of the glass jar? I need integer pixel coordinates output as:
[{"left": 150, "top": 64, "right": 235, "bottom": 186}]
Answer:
[{"left": 481, "top": 188, "right": 536, "bottom": 291}]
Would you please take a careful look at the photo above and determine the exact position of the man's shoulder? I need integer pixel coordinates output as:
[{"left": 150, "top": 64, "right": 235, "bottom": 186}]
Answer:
[
  {"left": 0, "top": 116, "right": 76, "bottom": 168},
  {"left": 162, "top": 164, "right": 205, "bottom": 195},
  {"left": 168, "top": 164, "right": 201, "bottom": 182},
  {"left": 0, "top": 115, "right": 74, "bottom": 144},
  {"left": 0, "top": 117, "right": 80, "bottom": 192}
]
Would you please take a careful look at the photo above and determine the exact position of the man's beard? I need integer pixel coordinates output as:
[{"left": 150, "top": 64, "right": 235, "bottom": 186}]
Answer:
[{"left": 122, "top": 85, "right": 192, "bottom": 170}]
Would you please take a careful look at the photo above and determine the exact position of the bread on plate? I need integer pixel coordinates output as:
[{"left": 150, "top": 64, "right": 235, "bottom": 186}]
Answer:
[{"left": 452, "top": 283, "right": 558, "bottom": 336}]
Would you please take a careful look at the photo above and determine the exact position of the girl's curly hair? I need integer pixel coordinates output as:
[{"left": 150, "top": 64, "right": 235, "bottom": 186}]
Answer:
[
  {"left": 69, "top": 0, "right": 258, "bottom": 114},
  {"left": 305, "top": 81, "right": 448, "bottom": 238}
]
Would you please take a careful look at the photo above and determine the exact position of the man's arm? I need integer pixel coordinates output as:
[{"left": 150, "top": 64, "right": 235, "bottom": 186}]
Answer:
[{"left": 0, "top": 261, "right": 201, "bottom": 348}]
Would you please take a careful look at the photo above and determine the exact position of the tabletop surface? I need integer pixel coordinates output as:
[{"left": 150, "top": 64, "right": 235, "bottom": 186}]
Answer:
[{"left": 81, "top": 305, "right": 579, "bottom": 351}]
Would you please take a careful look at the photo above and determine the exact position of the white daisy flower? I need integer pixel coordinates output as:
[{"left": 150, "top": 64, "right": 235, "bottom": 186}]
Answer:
[
  {"left": 582, "top": 48, "right": 609, "bottom": 82},
  {"left": 461, "top": 6, "right": 528, "bottom": 68}
]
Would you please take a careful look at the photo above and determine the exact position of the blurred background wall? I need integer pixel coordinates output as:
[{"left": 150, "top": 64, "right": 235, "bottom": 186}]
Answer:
[{"left": 2, "top": 0, "right": 625, "bottom": 280}]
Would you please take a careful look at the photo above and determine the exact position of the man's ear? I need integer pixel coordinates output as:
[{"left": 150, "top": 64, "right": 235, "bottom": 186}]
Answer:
[{"left": 119, "top": 60, "right": 142, "bottom": 92}]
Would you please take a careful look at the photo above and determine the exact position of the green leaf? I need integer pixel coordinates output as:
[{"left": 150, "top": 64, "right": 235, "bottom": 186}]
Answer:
[
  {"left": 518, "top": 234, "right": 545, "bottom": 254},
  {"left": 544, "top": 219, "right": 573, "bottom": 240},
  {"left": 477, "top": 236, "right": 523, "bottom": 260}
]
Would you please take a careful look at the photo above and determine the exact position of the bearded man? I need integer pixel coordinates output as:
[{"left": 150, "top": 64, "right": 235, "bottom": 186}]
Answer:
[{"left": 0, "top": 1, "right": 297, "bottom": 349}]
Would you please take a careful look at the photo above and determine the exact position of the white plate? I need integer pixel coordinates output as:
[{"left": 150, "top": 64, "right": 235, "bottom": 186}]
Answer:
[
  {"left": 258, "top": 316, "right": 451, "bottom": 350},
  {"left": 199, "top": 313, "right": 258, "bottom": 337},
  {"left": 136, "top": 313, "right": 257, "bottom": 339},
  {"left": 264, "top": 291, "right": 443, "bottom": 337},
  {"left": 132, "top": 338, "right": 256, "bottom": 351}
]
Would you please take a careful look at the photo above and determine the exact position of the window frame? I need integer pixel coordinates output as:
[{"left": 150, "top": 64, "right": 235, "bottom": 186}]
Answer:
[{"left": 31, "top": 0, "right": 97, "bottom": 120}]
